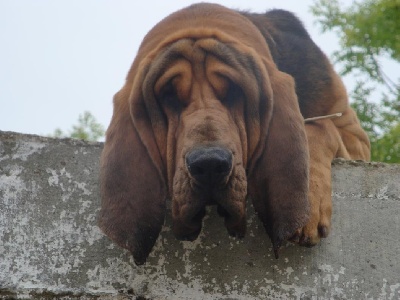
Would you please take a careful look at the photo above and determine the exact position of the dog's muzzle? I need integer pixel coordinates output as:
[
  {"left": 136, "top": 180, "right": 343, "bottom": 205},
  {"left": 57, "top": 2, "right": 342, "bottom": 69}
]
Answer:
[{"left": 172, "top": 145, "right": 247, "bottom": 241}]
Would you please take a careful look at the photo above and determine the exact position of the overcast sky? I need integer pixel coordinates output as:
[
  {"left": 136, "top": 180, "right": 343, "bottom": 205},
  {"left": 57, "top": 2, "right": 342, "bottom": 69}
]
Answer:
[{"left": 0, "top": 0, "right": 394, "bottom": 138}]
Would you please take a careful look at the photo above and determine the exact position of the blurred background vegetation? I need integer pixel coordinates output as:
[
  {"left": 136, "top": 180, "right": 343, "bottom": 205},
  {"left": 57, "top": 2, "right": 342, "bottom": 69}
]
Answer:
[
  {"left": 50, "top": 111, "right": 105, "bottom": 142},
  {"left": 311, "top": 0, "right": 400, "bottom": 163},
  {"left": 52, "top": 0, "right": 399, "bottom": 163}
]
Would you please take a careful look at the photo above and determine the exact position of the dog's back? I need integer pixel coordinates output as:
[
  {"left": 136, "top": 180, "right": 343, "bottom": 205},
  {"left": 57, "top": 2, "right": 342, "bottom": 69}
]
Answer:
[{"left": 243, "top": 10, "right": 346, "bottom": 118}]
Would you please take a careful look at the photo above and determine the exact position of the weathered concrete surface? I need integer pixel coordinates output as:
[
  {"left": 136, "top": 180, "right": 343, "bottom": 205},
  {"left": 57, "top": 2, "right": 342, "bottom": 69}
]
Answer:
[{"left": 0, "top": 130, "right": 399, "bottom": 300}]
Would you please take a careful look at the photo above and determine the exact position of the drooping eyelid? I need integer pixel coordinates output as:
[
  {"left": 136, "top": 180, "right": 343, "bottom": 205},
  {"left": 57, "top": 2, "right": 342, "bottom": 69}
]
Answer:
[
  {"left": 205, "top": 57, "right": 244, "bottom": 103},
  {"left": 154, "top": 59, "right": 192, "bottom": 104}
]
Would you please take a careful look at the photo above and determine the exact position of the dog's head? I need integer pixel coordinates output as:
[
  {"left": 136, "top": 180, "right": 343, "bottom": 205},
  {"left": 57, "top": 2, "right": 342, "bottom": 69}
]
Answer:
[{"left": 99, "top": 3, "right": 309, "bottom": 265}]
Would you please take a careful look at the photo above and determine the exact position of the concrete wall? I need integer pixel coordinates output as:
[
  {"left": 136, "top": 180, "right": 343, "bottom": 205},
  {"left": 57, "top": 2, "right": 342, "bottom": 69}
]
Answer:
[{"left": 0, "top": 130, "right": 399, "bottom": 299}]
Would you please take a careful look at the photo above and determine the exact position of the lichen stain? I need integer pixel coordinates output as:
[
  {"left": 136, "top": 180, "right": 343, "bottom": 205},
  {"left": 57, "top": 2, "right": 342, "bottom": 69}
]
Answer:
[{"left": 11, "top": 140, "right": 46, "bottom": 161}]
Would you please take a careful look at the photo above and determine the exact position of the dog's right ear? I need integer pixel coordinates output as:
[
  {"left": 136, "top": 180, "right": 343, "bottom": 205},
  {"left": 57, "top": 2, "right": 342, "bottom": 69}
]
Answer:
[
  {"left": 247, "top": 70, "right": 310, "bottom": 258},
  {"left": 98, "top": 85, "right": 167, "bottom": 265}
]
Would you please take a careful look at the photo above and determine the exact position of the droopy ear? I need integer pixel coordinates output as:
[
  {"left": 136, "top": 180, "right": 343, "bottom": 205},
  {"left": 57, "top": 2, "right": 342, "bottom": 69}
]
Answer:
[
  {"left": 98, "top": 87, "right": 167, "bottom": 265},
  {"left": 248, "top": 70, "right": 310, "bottom": 257}
]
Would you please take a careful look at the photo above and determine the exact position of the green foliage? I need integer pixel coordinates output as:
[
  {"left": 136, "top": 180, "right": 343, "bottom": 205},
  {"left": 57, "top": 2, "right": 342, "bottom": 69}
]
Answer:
[
  {"left": 50, "top": 111, "right": 105, "bottom": 141},
  {"left": 350, "top": 82, "right": 400, "bottom": 162},
  {"left": 311, "top": 0, "right": 400, "bottom": 163},
  {"left": 311, "top": 0, "right": 400, "bottom": 83}
]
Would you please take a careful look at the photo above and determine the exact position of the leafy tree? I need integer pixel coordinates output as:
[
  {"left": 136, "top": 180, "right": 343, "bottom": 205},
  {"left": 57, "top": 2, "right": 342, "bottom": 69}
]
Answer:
[
  {"left": 51, "top": 111, "right": 105, "bottom": 141},
  {"left": 373, "top": 123, "right": 400, "bottom": 163},
  {"left": 311, "top": 0, "right": 400, "bottom": 163}
]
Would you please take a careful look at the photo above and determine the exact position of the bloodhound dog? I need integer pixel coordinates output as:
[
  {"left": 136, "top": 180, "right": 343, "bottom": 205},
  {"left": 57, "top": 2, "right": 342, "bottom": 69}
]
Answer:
[{"left": 98, "top": 3, "right": 370, "bottom": 265}]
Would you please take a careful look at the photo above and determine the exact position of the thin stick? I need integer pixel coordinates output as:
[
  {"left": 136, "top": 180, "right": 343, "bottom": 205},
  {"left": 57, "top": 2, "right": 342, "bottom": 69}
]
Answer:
[{"left": 304, "top": 112, "right": 343, "bottom": 123}]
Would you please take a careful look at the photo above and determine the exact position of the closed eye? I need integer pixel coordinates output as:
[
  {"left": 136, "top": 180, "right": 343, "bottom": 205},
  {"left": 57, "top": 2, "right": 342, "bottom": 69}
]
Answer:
[
  {"left": 158, "top": 80, "right": 184, "bottom": 112},
  {"left": 221, "top": 80, "right": 243, "bottom": 108}
]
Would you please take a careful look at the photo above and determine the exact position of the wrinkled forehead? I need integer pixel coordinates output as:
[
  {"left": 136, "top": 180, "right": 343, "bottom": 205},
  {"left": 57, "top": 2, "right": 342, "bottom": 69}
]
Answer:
[
  {"left": 126, "top": 4, "right": 274, "bottom": 83},
  {"left": 140, "top": 3, "right": 271, "bottom": 57},
  {"left": 146, "top": 38, "right": 261, "bottom": 94}
]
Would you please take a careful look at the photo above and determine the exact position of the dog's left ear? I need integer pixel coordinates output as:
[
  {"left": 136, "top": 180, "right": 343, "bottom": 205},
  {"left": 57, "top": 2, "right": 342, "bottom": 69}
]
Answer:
[
  {"left": 98, "top": 61, "right": 167, "bottom": 265},
  {"left": 248, "top": 69, "right": 310, "bottom": 257}
]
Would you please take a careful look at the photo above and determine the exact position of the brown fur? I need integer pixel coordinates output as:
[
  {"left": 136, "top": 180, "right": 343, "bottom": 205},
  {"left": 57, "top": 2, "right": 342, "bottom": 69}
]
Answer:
[{"left": 98, "top": 3, "right": 370, "bottom": 264}]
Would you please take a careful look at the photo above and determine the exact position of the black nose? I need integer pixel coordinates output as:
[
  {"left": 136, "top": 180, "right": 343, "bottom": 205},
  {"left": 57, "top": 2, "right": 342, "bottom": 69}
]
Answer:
[{"left": 186, "top": 147, "right": 233, "bottom": 187}]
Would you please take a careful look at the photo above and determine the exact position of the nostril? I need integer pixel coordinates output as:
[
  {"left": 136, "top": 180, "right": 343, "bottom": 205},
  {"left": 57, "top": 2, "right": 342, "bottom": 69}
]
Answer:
[
  {"left": 188, "top": 165, "right": 206, "bottom": 176},
  {"left": 189, "top": 162, "right": 229, "bottom": 176},
  {"left": 215, "top": 162, "right": 230, "bottom": 174}
]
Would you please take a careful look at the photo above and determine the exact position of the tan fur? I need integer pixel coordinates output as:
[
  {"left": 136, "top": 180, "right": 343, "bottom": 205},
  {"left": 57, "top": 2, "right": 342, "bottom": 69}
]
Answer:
[{"left": 98, "top": 3, "right": 370, "bottom": 264}]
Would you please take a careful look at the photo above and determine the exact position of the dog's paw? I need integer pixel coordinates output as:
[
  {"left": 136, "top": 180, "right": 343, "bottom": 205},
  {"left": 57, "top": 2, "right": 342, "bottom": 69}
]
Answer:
[{"left": 289, "top": 209, "right": 331, "bottom": 247}]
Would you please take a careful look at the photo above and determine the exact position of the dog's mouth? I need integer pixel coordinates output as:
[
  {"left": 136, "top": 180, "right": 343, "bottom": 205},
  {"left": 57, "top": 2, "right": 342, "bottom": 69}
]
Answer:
[
  {"left": 172, "top": 146, "right": 247, "bottom": 241},
  {"left": 172, "top": 198, "right": 246, "bottom": 242}
]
